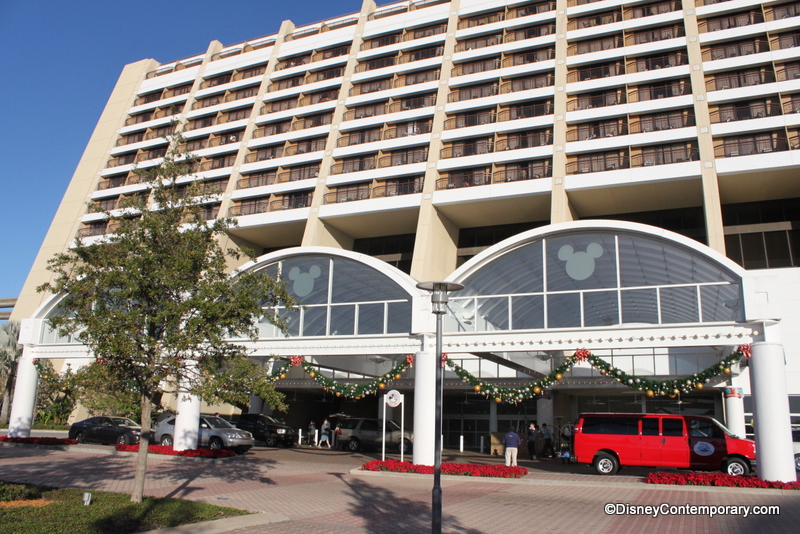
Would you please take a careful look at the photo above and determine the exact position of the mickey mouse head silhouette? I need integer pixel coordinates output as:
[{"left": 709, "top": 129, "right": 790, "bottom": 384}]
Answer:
[
  {"left": 288, "top": 265, "right": 321, "bottom": 297},
  {"left": 558, "top": 243, "right": 603, "bottom": 281}
]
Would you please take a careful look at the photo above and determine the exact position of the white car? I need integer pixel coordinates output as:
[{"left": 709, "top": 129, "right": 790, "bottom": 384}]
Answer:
[
  {"left": 154, "top": 415, "right": 254, "bottom": 454},
  {"left": 793, "top": 429, "right": 800, "bottom": 472}
]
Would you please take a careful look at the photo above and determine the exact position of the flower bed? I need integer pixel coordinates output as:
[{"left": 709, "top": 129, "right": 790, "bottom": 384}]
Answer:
[
  {"left": 646, "top": 471, "right": 800, "bottom": 490},
  {"left": 362, "top": 459, "right": 528, "bottom": 478},
  {"left": 115, "top": 443, "right": 236, "bottom": 459},
  {"left": 0, "top": 437, "right": 76, "bottom": 446}
]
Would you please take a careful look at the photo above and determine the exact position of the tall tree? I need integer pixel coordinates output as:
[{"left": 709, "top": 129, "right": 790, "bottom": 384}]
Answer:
[
  {"left": 0, "top": 321, "right": 22, "bottom": 427},
  {"left": 38, "top": 139, "right": 296, "bottom": 502}
]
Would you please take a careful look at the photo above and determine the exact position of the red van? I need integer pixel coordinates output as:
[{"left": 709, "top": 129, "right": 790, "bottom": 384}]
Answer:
[{"left": 574, "top": 413, "right": 756, "bottom": 476}]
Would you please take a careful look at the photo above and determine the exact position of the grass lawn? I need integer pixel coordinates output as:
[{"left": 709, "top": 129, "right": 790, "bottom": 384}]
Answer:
[{"left": 0, "top": 480, "right": 251, "bottom": 534}]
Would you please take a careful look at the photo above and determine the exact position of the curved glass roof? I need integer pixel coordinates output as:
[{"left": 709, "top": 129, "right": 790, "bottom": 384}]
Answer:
[
  {"left": 253, "top": 254, "right": 412, "bottom": 338},
  {"left": 448, "top": 230, "right": 743, "bottom": 332}
]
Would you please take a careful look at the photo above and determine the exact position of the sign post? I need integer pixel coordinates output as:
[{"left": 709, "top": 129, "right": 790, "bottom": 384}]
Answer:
[{"left": 383, "top": 389, "right": 404, "bottom": 462}]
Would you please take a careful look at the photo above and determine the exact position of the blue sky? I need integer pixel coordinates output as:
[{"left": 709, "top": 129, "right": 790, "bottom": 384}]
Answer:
[{"left": 0, "top": 0, "right": 379, "bottom": 302}]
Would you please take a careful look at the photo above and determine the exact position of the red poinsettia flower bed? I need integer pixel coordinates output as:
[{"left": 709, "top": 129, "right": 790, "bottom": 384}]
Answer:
[
  {"left": 362, "top": 459, "right": 528, "bottom": 478},
  {"left": 115, "top": 443, "right": 236, "bottom": 458},
  {"left": 646, "top": 471, "right": 800, "bottom": 490},
  {"left": 0, "top": 436, "right": 77, "bottom": 446}
]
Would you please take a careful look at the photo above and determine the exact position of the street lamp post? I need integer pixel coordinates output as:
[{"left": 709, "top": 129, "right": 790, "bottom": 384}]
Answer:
[{"left": 417, "top": 281, "right": 464, "bottom": 534}]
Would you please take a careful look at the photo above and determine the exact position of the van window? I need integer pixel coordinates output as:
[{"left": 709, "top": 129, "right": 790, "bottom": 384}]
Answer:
[
  {"left": 689, "top": 419, "right": 723, "bottom": 439},
  {"left": 582, "top": 416, "right": 638, "bottom": 435},
  {"left": 662, "top": 418, "right": 683, "bottom": 436},
  {"left": 642, "top": 418, "right": 659, "bottom": 436}
]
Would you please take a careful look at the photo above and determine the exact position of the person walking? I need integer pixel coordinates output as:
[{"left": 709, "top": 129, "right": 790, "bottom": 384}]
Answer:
[
  {"left": 526, "top": 422, "right": 538, "bottom": 460},
  {"left": 307, "top": 420, "right": 317, "bottom": 446},
  {"left": 317, "top": 419, "right": 332, "bottom": 449},
  {"left": 502, "top": 426, "right": 521, "bottom": 467},
  {"left": 541, "top": 423, "right": 555, "bottom": 459}
]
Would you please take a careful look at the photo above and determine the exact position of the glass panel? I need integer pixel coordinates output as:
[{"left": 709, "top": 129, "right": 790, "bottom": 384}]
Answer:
[
  {"left": 621, "top": 289, "right": 659, "bottom": 324},
  {"left": 546, "top": 234, "right": 618, "bottom": 291},
  {"left": 358, "top": 303, "right": 385, "bottom": 335},
  {"left": 583, "top": 290, "right": 619, "bottom": 327},
  {"left": 740, "top": 233, "right": 767, "bottom": 269},
  {"left": 282, "top": 257, "right": 330, "bottom": 305},
  {"left": 511, "top": 294, "right": 544, "bottom": 329},
  {"left": 476, "top": 296, "right": 509, "bottom": 331},
  {"left": 764, "top": 231, "right": 792, "bottom": 268},
  {"left": 331, "top": 257, "right": 409, "bottom": 303},
  {"left": 447, "top": 298, "right": 476, "bottom": 332},
  {"left": 278, "top": 308, "right": 300, "bottom": 336},
  {"left": 329, "top": 305, "right": 355, "bottom": 336},
  {"left": 256, "top": 315, "right": 278, "bottom": 338},
  {"left": 547, "top": 293, "right": 581, "bottom": 328},
  {"left": 619, "top": 234, "right": 738, "bottom": 287},
  {"left": 302, "top": 306, "right": 327, "bottom": 336},
  {"left": 387, "top": 301, "right": 412, "bottom": 334},
  {"left": 459, "top": 241, "right": 543, "bottom": 295},
  {"left": 700, "top": 284, "right": 742, "bottom": 322},
  {"left": 659, "top": 286, "right": 699, "bottom": 323}
]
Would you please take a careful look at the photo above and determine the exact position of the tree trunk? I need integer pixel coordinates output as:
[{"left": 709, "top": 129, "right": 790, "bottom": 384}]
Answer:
[
  {"left": 0, "top": 366, "right": 15, "bottom": 427},
  {"left": 130, "top": 393, "right": 152, "bottom": 503}
]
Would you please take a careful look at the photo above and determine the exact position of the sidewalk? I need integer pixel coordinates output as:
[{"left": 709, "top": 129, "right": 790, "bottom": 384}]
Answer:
[{"left": 2, "top": 444, "right": 799, "bottom": 533}]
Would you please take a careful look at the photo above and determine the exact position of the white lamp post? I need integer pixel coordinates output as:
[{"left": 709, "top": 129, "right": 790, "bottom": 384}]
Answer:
[{"left": 416, "top": 281, "right": 463, "bottom": 534}]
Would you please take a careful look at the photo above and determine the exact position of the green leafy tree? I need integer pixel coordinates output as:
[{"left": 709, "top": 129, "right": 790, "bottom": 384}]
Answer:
[
  {"left": 32, "top": 360, "right": 77, "bottom": 425},
  {"left": 37, "top": 138, "right": 296, "bottom": 502},
  {"left": 0, "top": 321, "right": 23, "bottom": 427}
]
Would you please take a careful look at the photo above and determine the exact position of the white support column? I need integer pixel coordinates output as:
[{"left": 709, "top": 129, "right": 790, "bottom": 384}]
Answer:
[
  {"left": 749, "top": 342, "right": 796, "bottom": 482},
  {"left": 723, "top": 386, "right": 746, "bottom": 438},
  {"left": 173, "top": 393, "right": 202, "bottom": 452},
  {"left": 537, "top": 395, "right": 553, "bottom": 427},
  {"left": 8, "top": 350, "right": 39, "bottom": 438},
  {"left": 249, "top": 395, "right": 263, "bottom": 414},
  {"left": 413, "top": 350, "right": 435, "bottom": 466}
]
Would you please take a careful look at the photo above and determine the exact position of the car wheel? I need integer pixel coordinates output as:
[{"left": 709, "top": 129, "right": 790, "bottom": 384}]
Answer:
[
  {"left": 117, "top": 434, "right": 128, "bottom": 445},
  {"left": 209, "top": 437, "right": 224, "bottom": 450},
  {"left": 346, "top": 438, "right": 361, "bottom": 452},
  {"left": 160, "top": 435, "right": 173, "bottom": 447},
  {"left": 265, "top": 435, "right": 278, "bottom": 447},
  {"left": 398, "top": 439, "right": 411, "bottom": 454},
  {"left": 795, "top": 454, "right": 800, "bottom": 472},
  {"left": 593, "top": 452, "right": 619, "bottom": 475},
  {"left": 725, "top": 457, "right": 749, "bottom": 476},
  {"left": 75, "top": 431, "right": 86, "bottom": 444}
]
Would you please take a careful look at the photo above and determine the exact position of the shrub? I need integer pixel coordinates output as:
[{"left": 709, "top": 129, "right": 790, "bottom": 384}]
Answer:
[
  {"left": 114, "top": 443, "right": 236, "bottom": 458},
  {"left": 0, "top": 437, "right": 76, "bottom": 446},
  {"left": 646, "top": 471, "right": 800, "bottom": 490},
  {"left": 0, "top": 481, "right": 49, "bottom": 502},
  {"left": 362, "top": 459, "right": 528, "bottom": 478}
]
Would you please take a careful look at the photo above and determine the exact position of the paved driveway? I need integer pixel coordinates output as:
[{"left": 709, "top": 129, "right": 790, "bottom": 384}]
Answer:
[{"left": 1, "top": 444, "right": 798, "bottom": 533}]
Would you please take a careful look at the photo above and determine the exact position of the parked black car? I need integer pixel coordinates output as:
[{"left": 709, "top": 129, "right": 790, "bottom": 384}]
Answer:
[
  {"left": 69, "top": 416, "right": 141, "bottom": 445},
  {"left": 235, "top": 414, "right": 296, "bottom": 447}
]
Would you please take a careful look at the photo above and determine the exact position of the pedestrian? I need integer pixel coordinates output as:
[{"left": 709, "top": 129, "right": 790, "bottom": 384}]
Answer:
[
  {"left": 526, "top": 422, "right": 538, "bottom": 460},
  {"left": 307, "top": 420, "right": 317, "bottom": 446},
  {"left": 318, "top": 419, "right": 332, "bottom": 449},
  {"left": 560, "top": 423, "right": 573, "bottom": 463},
  {"left": 502, "top": 425, "right": 521, "bottom": 467},
  {"left": 541, "top": 423, "right": 555, "bottom": 459}
]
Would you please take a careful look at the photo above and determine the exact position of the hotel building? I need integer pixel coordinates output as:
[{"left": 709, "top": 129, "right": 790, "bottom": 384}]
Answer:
[{"left": 9, "top": 0, "right": 800, "bottom": 477}]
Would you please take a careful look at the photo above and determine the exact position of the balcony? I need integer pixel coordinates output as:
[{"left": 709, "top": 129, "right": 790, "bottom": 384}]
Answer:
[
  {"left": 448, "top": 84, "right": 499, "bottom": 103},
  {"left": 297, "top": 90, "right": 339, "bottom": 107},
  {"left": 455, "top": 35, "right": 503, "bottom": 53},
  {"left": 244, "top": 146, "right": 284, "bottom": 163},
  {"left": 629, "top": 111, "right": 695, "bottom": 133},
  {"left": 237, "top": 172, "right": 277, "bottom": 189},
  {"left": 566, "top": 121, "right": 628, "bottom": 141},
  {"left": 626, "top": 25, "right": 685, "bottom": 46},
  {"left": 284, "top": 138, "right": 327, "bottom": 156},
  {"left": 505, "top": 24, "right": 555, "bottom": 43},
  {"left": 457, "top": 11, "right": 504, "bottom": 30},
  {"left": 766, "top": 3, "right": 800, "bottom": 21},
  {"left": 714, "top": 134, "right": 790, "bottom": 158},
  {"left": 343, "top": 103, "right": 388, "bottom": 121},
  {"left": 710, "top": 102, "right": 782, "bottom": 123},
  {"left": 229, "top": 199, "right": 271, "bottom": 216},
  {"left": 567, "top": 63, "right": 625, "bottom": 83},
  {"left": 378, "top": 149, "right": 429, "bottom": 167},
  {"left": 97, "top": 173, "right": 142, "bottom": 190},
  {"left": 567, "top": 90, "right": 624, "bottom": 111},
  {"left": 200, "top": 74, "right": 232, "bottom": 89},
  {"left": 387, "top": 95, "right": 437, "bottom": 113},
  {"left": 253, "top": 122, "right": 291, "bottom": 138},
  {"left": 225, "top": 86, "right": 259, "bottom": 102},
  {"left": 356, "top": 56, "right": 398, "bottom": 73},
  {"left": 436, "top": 171, "right": 492, "bottom": 190},
  {"left": 452, "top": 58, "right": 502, "bottom": 77},
  {"left": 626, "top": 52, "right": 688, "bottom": 73},
  {"left": 701, "top": 11, "right": 764, "bottom": 33},
  {"left": 567, "top": 11, "right": 622, "bottom": 31},
  {"left": 507, "top": 1, "right": 555, "bottom": 20},
  {"left": 703, "top": 39, "right": 770, "bottom": 61},
  {"left": 399, "top": 46, "right": 444, "bottom": 64},
  {"left": 629, "top": 79, "right": 691, "bottom": 102},
  {"left": 154, "top": 105, "right": 184, "bottom": 119},
  {"left": 493, "top": 164, "right": 551, "bottom": 182},
  {"left": 498, "top": 102, "right": 553, "bottom": 121},
  {"left": 192, "top": 95, "right": 225, "bottom": 110},
  {"left": 323, "top": 186, "right": 371, "bottom": 204},
  {"left": 199, "top": 154, "right": 237, "bottom": 171},
  {"left": 502, "top": 48, "right": 555, "bottom": 68},
  {"left": 384, "top": 121, "right": 433, "bottom": 139},
  {"left": 568, "top": 36, "right": 624, "bottom": 56},
  {"left": 631, "top": 145, "right": 698, "bottom": 167},
  {"left": 337, "top": 129, "right": 383, "bottom": 147},
  {"left": 330, "top": 157, "right": 377, "bottom": 174},
  {"left": 134, "top": 91, "right": 164, "bottom": 107},
  {"left": 441, "top": 141, "right": 493, "bottom": 158},
  {"left": 566, "top": 153, "right": 630, "bottom": 174},
  {"left": 277, "top": 55, "right": 311, "bottom": 71},
  {"left": 496, "top": 131, "right": 552, "bottom": 149},
  {"left": 291, "top": 114, "right": 333, "bottom": 131},
  {"left": 265, "top": 99, "right": 299, "bottom": 114},
  {"left": 276, "top": 165, "right": 319, "bottom": 182},
  {"left": 623, "top": 0, "right": 680, "bottom": 20},
  {"left": 394, "top": 69, "right": 440, "bottom": 88},
  {"left": 770, "top": 32, "right": 800, "bottom": 51},
  {"left": 707, "top": 69, "right": 776, "bottom": 91},
  {"left": 444, "top": 111, "right": 497, "bottom": 129},
  {"left": 373, "top": 179, "right": 423, "bottom": 197},
  {"left": 499, "top": 74, "right": 554, "bottom": 93},
  {"left": 351, "top": 78, "right": 393, "bottom": 96}
]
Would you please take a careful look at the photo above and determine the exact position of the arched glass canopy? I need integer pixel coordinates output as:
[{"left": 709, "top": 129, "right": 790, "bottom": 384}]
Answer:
[
  {"left": 447, "top": 230, "right": 743, "bottom": 332},
  {"left": 253, "top": 254, "right": 413, "bottom": 338}
]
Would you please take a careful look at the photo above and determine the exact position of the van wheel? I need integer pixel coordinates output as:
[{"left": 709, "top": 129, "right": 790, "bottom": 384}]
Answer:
[
  {"left": 725, "top": 457, "right": 749, "bottom": 476},
  {"left": 593, "top": 452, "right": 619, "bottom": 475}
]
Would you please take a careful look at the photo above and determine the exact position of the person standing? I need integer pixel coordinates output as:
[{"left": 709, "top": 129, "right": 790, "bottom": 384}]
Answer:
[
  {"left": 307, "top": 420, "right": 317, "bottom": 446},
  {"left": 318, "top": 419, "right": 332, "bottom": 449},
  {"left": 541, "top": 423, "right": 555, "bottom": 459},
  {"left": 526, "top": 422, "right": 538, "bottom": 460},
  {"left": 502, "top": 426, "right": 521, "bottom": 467}
]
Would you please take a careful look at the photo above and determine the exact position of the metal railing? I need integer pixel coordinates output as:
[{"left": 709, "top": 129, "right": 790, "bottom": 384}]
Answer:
[
  {"left": 629, "top": 80, "right": 691, "bottom": 102},
  {"left": 253, "top": 122, "right": 291, "bottom": 138},
  {"left": 496, "top": 132, "right": 552, "bottom": 150},
  {"left": 455, "top": 35, "right": 503, "bottom": 53},
  {"left": 567, "top": 63, "right": 625, "bottom": 83},
  {"left": 351, "top": 78, "right": 393, "bottom": 96},
  {"left": 276, "top": 166, "right": 319, "bottom": 182},
  {"left": 290, "top": 114, "right": 333, "bottom": 130},
  {"left": 567, "top": 12, "right": 622, "bottom": 31},
  {"left": 505, "top": 24, "right": 555, "bottom": 43},
  {"left": 629, "top": 112, "right": 694, "bottom": 133},
  {"left": 710, "top": 102, "right": 781, "bottom": 123},
  {"left": 624, "top": 0, "right": 680, "bottom": 20},
  {"left": 330, "top": 157, "right": 377, "bottom": 174},
  {"left": 568, "top": 36, "right": 623, "bottom": 56},
  {"left": 383, "top": 121, "right": 433, "bottom": 139},
  {"left": 701, "top": 11, "right": 764, "bottom": 33},
  {"left": 399, "top": 46, "right": 444, "bottom": 63},
  {"left": 703, "top": 39, "right": 770, "bottom": 61},
  {"left": 372, "top": 180, "right": 423, "bottom": 198},
  {"left": 627, "top": 52, "right": 688, "bottom": 73},
  {"left": 502, "top": 48, "right": 555, "bottom": 68},
  {"left": 493, "top": 165, "right": 551, "bottom": 182},
  {"left": 394, "top": 69, "right": 440, "bottom": 87},
  {"left": 507, "top": 1, "right": 555, "bottom": 19},
  {"left": 337, "top": 129, "right": 383, "bottom": 147},
  {"left": 713, "top": 135, "right": 789, "bottom": 157},
  {"left": 631, "top": 147, "right": 698, "bottom": 167},
  {"left": 284, "top": 140, "right": 327, "bottom": 156},
  {"left": 378, "top": 149, "right": 429, "bottom": 167},
  {"left": 457, "top": 11, "right": 505, "bottom": 30},
  {"left": 452, "top": 58, "right": 502, "bottom": 77},
  {"left": 436, "top": 171, "right": 492, "bottom": 190},
  {"left": 567, "top": 91, "right": 624, "bottom": 111},
  {"left": 444, "top": 111, "right": 497, "bottom": 129},
  {"left": 323, "top": 187, "right": 371, "bottom": 204},
  {"left": 343, "top": 104, "right": 388, "bottom": 121},
  {"left": 706, "top": 70, "right": 776, "bottom": 91},
  {"left": 448, "top": 84, "right": 499, "bottom": 102},
  {"left": 440, "top": 142, "right": 493, "bottom": 158},
  {"left": 500, "top": 74, "right": 554, "bottom": 93},
  {"left": 237, "top": 172, "right": 277, "bottom": 189},
  {"left": 626, "top": 26, "right": 685, "bottom": 46},
  {"left": 566, "top": 122, "right": 628, "bottom": 141},
  {"left": 566, "top": 154, "right": 629, "bottom": 174},
  {"left": 244, "top": 147, "right": 284, "bottom": 163},
  {"left": 498, "top": 102, "right": 553, "bottom": 121},
  {"left": 355, "top": 56, "right": 398, "bottom": 73}
]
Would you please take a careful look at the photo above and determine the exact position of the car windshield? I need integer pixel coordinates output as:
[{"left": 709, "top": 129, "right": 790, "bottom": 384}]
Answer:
[
  {"left": 710, "top": 418, "right": 740, "bottom": 439},
  {"left": 264, "top": 416, "right": 282, "bottom": 424},
  {"left": 111, "top": 418, "right": 140, "bottom": 428},
  {"left": 387, "top": 420, "right": 401, "bottom": 431},
  {"left": 203, "top": 417, "right": 234, "bottom": 429}
]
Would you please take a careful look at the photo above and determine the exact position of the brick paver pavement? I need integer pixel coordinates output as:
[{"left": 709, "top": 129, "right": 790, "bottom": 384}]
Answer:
[{"left": 1, "top": 444, "right": 798, "bottom": 533}]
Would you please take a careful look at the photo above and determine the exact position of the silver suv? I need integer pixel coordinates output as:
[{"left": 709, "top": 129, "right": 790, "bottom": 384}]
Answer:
[
  {"left": 336, "top": 417, "right": 412, "bottom": 453},
  {"left": 154, "top": 415, "right": 254, "bottom": 454}
]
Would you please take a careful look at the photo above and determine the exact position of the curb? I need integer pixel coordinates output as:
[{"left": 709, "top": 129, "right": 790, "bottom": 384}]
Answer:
[
  {"left": 139, "top": 511, "right": 290, "bottom": 534},
  {"left": 0, "top": 442, "right": 246, "bottom": 462}
]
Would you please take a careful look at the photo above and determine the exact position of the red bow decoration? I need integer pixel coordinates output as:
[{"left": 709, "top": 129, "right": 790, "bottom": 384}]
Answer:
[
  {"left": 574, "top": 348, "right": 590, "bottom": 362},
  {"left": 405, "top": 354, "right": 414, "bottom": 368},
  {"left": 738, "top": 344, "right": 752, "bottom": 359},
  {"left": 290, "top": 355, "right": 304, "bottom": 366},
  {"left": 442, "top": 353, "right": 448, "bottom": 367}
]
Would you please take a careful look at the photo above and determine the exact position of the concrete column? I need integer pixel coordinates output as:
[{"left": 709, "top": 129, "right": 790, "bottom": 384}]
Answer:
[
  {"left": 537, "top": 396, "right": 553, "bottom": 427},
  {"left": 249, "top": 395, "right": 263, "bottom": 414},
  {"left": 173, "top": 393, "right": 202, "bottom": 452},
  {"left": 412, "top": 350, "right": 436, "bottom": 466},
  {"left": 489, "top": 399, "right": 498, "bottom": 433},
  {"left": 8, "top": 351, "right": 38, "bottom": 438},
  {"left": 748, "top": 342, "right": 796, "bottom": 482},
  {"left": 723, "top": 386, "right": 746, "bottom": 438}
]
